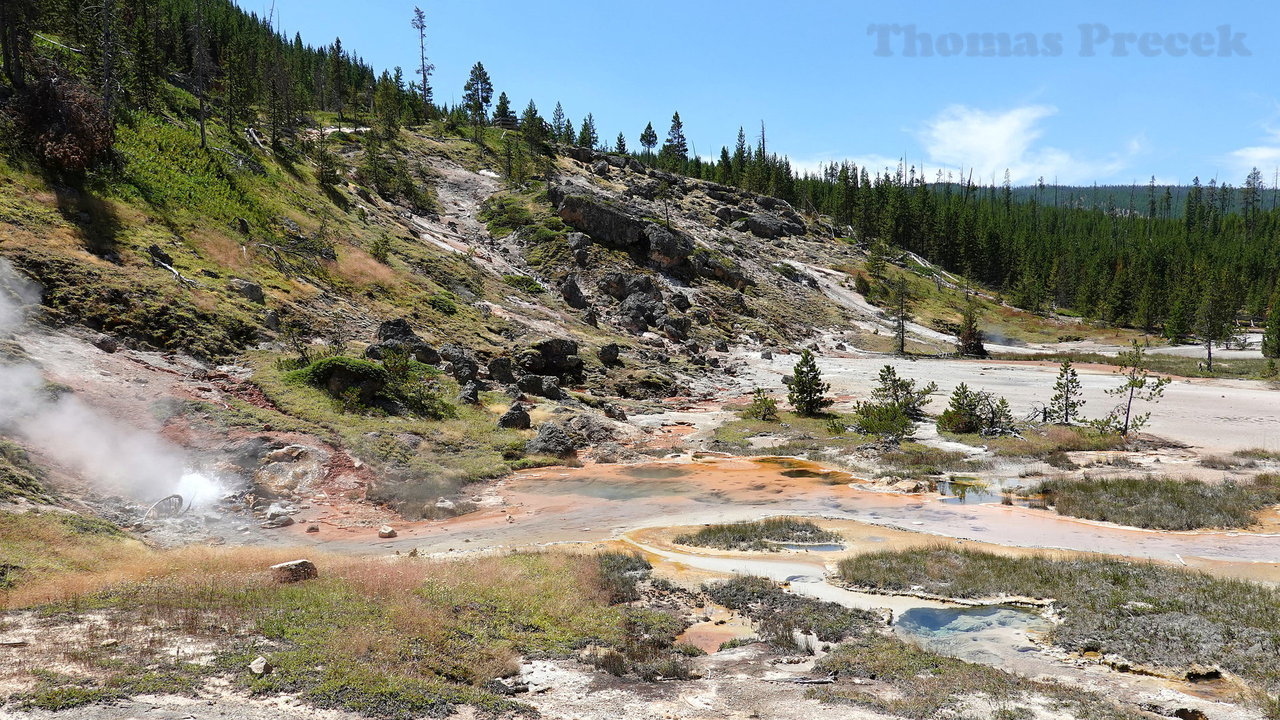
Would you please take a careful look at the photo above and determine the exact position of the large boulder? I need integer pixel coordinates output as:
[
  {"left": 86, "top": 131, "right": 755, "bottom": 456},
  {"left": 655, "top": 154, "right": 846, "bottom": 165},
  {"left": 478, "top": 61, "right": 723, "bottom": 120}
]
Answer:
[
  {"left": 255, "top": 444, "right": 331, "bottom": 497},
  {"left": 456, "top": 381, "right": 481, "bottom": 405},
  {"left": 618, "top": 292, "right": 663, "bottom": 333},
  {"left": 365, "top": 318, "right": 439, "bottom": 364},
  {"left": 597, "top": 343, "right": 622, "bottom": 366},
  {"left": 439, "top": 344, "right": 479, "bottom": 383},
  {"left": 517, "top": 374, "right": 566, "bottom": 401},
  {"left": 497, "top": 403, "right": 531, "bottom": 429},
  {"left": 660, "top": 314, "right": 692, "bottom": 342},
  {"left": 526, "top": 423, "right": 578, "bottom": 457},
  {"left": 560, "top": 275, "right": 589, "bottom": 309},
  {"left": 228, "top": 278, "right": 266, "bottom": 304},
  {"left": 745, "top": 213, "right": 803, "bottom": 239},
  {"left": 271, "top": 559, "right": 317, "bottom": 583},
  {"left": 487, "top": 357, "right": 519, "bottom": 384},
  {"left": 550, "top": 190, "right": 692, "bottom": 272},
  {"left": 598, "top": 272, "right": 658, "bottom": 301},
  {"left": 643, "top": 224, "right": 693, "bottom": 269}
]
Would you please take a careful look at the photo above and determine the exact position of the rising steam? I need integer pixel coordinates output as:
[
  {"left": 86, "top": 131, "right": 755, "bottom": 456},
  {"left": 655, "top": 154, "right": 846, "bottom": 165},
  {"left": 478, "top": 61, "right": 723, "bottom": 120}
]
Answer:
[{"left": 0, "top": 258, "right": 221, "bottom": 508}]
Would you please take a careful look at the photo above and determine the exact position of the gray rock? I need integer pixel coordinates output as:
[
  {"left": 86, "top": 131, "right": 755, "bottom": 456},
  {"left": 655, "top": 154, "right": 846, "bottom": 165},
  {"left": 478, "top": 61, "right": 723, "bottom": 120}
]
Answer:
[
  {"left": 365, "top": 319, "right": 439, "bottom": 364},
  {"left": 561, "top": 275, "right": 589, "bottom": 309},
  {"left": 517, "top": 374, "right": 565, "bottom": 401},
  {"left": 249, "top": 656, "right": 272, "bottom": 675},
  {"left": 526, "top": 422, "right": 578, "bottom": 457},
  {"left": 591, "top": 160, "right": 610, "bottom": 177},
  {"left": 270, "top": 559, "right": 317, "bottom": 583},
  {"left": 498, "top": 403, "right": 531, "bottom": 429},
  {"left": 228, "top": 278, "right": 266, "bottom": 304},
  {"left": 439, "top": 344, "right": 479, "bottom": 383},
  {"left": 597, "top": 343, "right": 621, "bottom": 365},
  {"left": 487, "top": 357, "right": 519, "bottom": 384},
  {"left": 92, "top": 333, "right": 119, "bottom": 353},
  {"left": 456, "top": 381, "right": 481, "bottom": 405},
  {"left": 377, "top": 525, "right": 397, "bottom": 538},
  {"left": 745, "top": 213, "right": 803, "bottom": 239}
]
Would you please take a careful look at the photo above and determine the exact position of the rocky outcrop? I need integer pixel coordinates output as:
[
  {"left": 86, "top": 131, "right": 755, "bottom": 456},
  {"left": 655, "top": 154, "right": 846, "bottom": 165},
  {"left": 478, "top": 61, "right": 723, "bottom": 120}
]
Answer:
[
  {"left": 255, "top": 444, "right": 331, "bottom": 497},
  {"left": 439, "top": 344, "right": 479, "bottom": 383},
  {"left": 597, "top": 343, "right": 622, "bottom": 366},
  {"left": 550, "top": 189, "right": 693, "bottom": 274},
  {"left": 744, "top": 213, "right": 804, "bottom": 239},
  {"left": 365, "top": 318, "right": 439, "bottom": 364}
]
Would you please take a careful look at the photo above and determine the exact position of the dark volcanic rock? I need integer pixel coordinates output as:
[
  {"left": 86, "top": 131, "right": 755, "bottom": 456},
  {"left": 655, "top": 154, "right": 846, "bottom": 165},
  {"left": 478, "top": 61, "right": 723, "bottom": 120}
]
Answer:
[
  {"left": 597, "top": 343, "right": 622, "bottom": 366},
  {"left": 365, "top": 319, "right": 439, "bottom": 364},
  {"left": 497, "top": 403, "right": 531, "bottom": 429},
  {"left": 526, "top": 422, "right": 578, "bottom": 457},
  {"left": 456, "top": 381, "right": 481, "bottom": 405},
  {"left": 487, "top": 357, "right": 519, "bottom": 384},
  {"left": 439, "top": 344, "right": 479, "bottom": 383},
  {"left": 745, "top": 213, "right": 804, "bottom": 239},
  {"left": 561, "top": 275, "right": 589, "bottom": 309}
]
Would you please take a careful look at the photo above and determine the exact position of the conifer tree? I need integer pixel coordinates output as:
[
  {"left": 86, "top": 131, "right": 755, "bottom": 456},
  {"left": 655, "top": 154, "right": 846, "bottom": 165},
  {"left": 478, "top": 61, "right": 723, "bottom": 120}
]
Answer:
[
  {"left": 639, "top": 121, "right": 657, "bottom": 161},
  {"left": 614, "top": 132, "right": 626, "bottom": 154},
  {"left": 576, "top": 113, "right": 598, "bottom": 149},
  {"left": 561, "top": 117, "right": 575, "bottom": 145},
  {"left": 1048, "top": 360, "right": 1084, "bottom": 425},
  {"left": 787, "top": 349, "right": 832, "bottom": 417},
  {"left": 492, "top": 91, "right": 514, "bottom": 126},
  {"left": 461, "top": 61, "right": 493, "bottom": 139},
  {"left": 1094, "top": 341, "right": 1169, "bottom": 436},
  {"left": 1264, "top": 295, "right": 1280, "bottom": 359},
  {"left": 659, "top": 111, "right": 687, "bottom": 170},
  {"left": 550, "top": 102, "right": 566, "bottom": 138},
  {"left": 1194, "top": 274, "right": 1237, "bottom": 372},
  {"left": 886, "top": 275, "right": 912, "bottom": 355},
  {"left": 410, "top": 7, "right": 433, "bottom": 115},
  {"left": 956, "top": 297, "right": 987, "bottom": 357}
]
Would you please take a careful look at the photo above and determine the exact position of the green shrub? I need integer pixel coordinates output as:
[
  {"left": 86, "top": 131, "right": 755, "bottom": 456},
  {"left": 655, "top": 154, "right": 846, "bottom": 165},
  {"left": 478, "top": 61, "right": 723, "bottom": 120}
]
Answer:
[
  {"left": 502, "top": 274, "right": 544, "bottom": 294},
  {"left": 479, "top": 196, "right": 534, "bottom": 236},
  {"left": 852, "top": 402, "right": 913, "bottom": 440},
  {"left": 936, "top": 383, "right": 1013, "bottom": 435},
  {"left": 740, "top": 388, "right": 779, "bottom": 421},
  {"left": 426, "top": 291, "right": 458, "bottom": 314}
]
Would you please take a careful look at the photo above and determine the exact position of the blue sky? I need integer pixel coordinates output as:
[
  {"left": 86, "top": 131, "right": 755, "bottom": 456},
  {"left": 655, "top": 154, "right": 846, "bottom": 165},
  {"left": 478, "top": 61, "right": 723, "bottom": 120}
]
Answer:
[{"left": 238, "top": 1, "right": 1280, "bottom": 186}]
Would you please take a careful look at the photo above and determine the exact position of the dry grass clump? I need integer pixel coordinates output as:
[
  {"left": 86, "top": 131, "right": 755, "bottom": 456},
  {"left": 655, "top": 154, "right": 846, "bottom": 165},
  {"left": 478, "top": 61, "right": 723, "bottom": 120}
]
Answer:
[
  {"left": 674, "top": 517, "right": 841, "bottom": 552},
  {"left": 1030, "top": 475, "right": 1280, "bottom": 531}
]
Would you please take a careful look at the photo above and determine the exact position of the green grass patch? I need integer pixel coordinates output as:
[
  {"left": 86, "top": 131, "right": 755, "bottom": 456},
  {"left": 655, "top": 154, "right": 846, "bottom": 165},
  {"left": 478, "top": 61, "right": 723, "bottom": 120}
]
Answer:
[
  {"left": 502, "top": 274, "right": 544, "bottom": 294},
  {"left": 1030, "top": 475, "right": 1280, "bottom": 530},
  {"left": 838, "top": 547, "right": 1280, "bottom": 695},
  {"left": 995, "top": 350, "right": 1273, "bottom": 380},
  {"left": 675, "top": 517, "right": 841, "bottom": 552}
]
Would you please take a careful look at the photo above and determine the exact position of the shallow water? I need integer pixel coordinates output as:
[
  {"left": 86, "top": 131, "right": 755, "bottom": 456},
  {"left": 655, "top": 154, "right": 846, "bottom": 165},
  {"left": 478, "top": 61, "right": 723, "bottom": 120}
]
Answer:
[
  {"left": 935, "top": 477, "right": 1006, "bottom": 505},
  {"left": 895, "top": 605, "right": 1050, "bottom": 666}
]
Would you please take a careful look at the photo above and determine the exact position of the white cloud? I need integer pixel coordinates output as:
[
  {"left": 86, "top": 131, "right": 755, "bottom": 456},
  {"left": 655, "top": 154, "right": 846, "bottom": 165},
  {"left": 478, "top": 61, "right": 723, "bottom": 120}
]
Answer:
[
  {"left": 1223, "top": 129, "right": 1280, "bottom": 181},
  {"left": 918, "top": 104, "right": 1134, "bottom": 185}
]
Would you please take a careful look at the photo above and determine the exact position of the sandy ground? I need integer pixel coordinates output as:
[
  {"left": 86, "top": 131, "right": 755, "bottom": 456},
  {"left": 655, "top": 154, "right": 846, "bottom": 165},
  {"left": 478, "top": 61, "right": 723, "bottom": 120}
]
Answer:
[{"left": 734, "top": 350, "right": 1280, "bottom": 452}]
